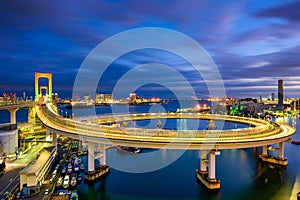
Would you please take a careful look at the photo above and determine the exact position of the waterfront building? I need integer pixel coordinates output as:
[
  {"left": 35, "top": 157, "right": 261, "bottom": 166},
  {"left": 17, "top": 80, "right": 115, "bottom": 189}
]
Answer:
[
  {"left": 19, "top": 146, "right": 56, "bottom": 197},
  {"left": 278, "top": 79, "right": 284, "bottom": 110},
  {"left": 130, "top": 93, "right": 137, "bottom": 104},
  {"left": 0, "top": 123, "right": 18, "bottom": 156},
  {"left": 72, "top": 94, "right": 80, "bottom": 102},
  {"left": 83, "top": 94, "right": 91, "bottom": 101},
  {"left": 271, "top": 92, "right": 275, "bottom": 101},
  {"left": 95, "top": 93, "right": 113, "bottom": 103}
]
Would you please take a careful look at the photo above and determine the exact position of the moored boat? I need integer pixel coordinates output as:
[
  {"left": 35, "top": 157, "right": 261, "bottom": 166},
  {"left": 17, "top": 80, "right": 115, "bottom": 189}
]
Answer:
[
  {"left": 77, "top": 174, "right": 82, "bottom": 183},
  {"left": 117, "top": 146, "right": 142, "bottom": 154},
  {"left": 70, "top": 190, "right": 79, "bottom": 200},
  {"left": 74, "top": 165, "right": 79, "bottom": 172},
  {"left": 70, "top": 176, "right": 77, "bottom": 187},
  {"left": 291, "top": 140, "right": 300, "bottom": 145},
  {"left": 61, "top": 166, "right": 67, "bottom": 175},
  {"left": 79, "top": 163, "right": 85, "bottom": 172},
  {"left": 62, "top": 175, "right": 70, "bottom": 189},
  {"left": 67, "top": 163, "right": 73, "bottom": 174},
  {"left": 56, "top": 177, "right": 63, "bottom": 188}
]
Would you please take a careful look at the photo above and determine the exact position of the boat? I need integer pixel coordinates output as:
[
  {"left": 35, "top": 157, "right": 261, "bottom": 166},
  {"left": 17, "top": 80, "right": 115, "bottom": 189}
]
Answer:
[
  {"left": 70, "top": 176, "right": 77, "bottom": 187},
  {"left": 61, "top": 166, "right": 67, "bottom": 175},
  {"left": 62, "top": 175, "right": 70, "bottom": 189},
  {"left": 291, "top": 140, "right": 300, "bottom": 145},
  {"left": 56, "top": 177, "right": 63, "bottom": 188},
  {"left": 71, "top": 141, "right": 79, "bottom": 151},
  {"left": 77, "top": 174, "right": 82, "bottom": 183},
  {"left": 79, "top": 163, "right": 85, "bottom": 172},
  {"left": 77, "top": 150, "right": 88, "bottom": 156},
  {"left": 117, "top": 146, "right": 142, "bottom": 154},
  {"left": 70, "top": 191, "right": 79, "bottom": 200},
  {"left": 74, "top": 158, "right": 79, "bottom": 172},
  {"left": 74, "top": 165, "right": 79, "bottom": 172},
  {"left": 67, "top": 163, "right": 73, "bottom": 174}
]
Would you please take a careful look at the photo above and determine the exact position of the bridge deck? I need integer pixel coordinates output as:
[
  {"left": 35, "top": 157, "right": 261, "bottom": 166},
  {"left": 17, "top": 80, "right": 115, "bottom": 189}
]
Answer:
[{"left": 36, "top": 103, "right": 296, "bottom": 150}]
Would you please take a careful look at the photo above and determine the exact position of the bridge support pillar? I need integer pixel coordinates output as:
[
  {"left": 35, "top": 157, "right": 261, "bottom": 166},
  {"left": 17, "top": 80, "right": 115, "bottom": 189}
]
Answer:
[
  {"left": 52, "top": 132, "right": 57, "bottom": 147},
  {"left": 95, "top": 144, "right": 106, "bottom": 165},
  {"left": 208, "top": 151, "right": 217, "bottom": 179},
  {"left": 259, "top": 142, "right": 288, "bottom": 165},
  {"left": 196, "top": 150, "right": 220, "bottom": 189},
  {"left": 279, "top": 142, "right": 284, "bottom": 159},
  {"left": 84, "top": 142, "right": 109, "bottom": 182},
  {"left": 8, "top": 108, "right": 19, "bottom": 124},
  {"left": 200, "top": 150, "right": 207, "bottom": 172},
  {"left": 46, "top": 129, "right": 51, "bottom": 142},
  {"left": 262, "top": 145, "right": 268, "bottom": 156},
  {"left": 87, "top": 143, "right": 95, "bottom": 172}
]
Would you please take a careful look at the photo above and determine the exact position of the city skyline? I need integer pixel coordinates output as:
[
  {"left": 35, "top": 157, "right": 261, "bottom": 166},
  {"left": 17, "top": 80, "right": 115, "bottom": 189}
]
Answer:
[{"left": 1, "top": 1, "right": 300, "bottom": 98}]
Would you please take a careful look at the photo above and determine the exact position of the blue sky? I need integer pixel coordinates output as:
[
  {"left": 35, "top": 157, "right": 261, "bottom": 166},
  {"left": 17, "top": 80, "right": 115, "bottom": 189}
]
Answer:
[{"left": 1, "top": 0, "right": 300, "bottom": 99}]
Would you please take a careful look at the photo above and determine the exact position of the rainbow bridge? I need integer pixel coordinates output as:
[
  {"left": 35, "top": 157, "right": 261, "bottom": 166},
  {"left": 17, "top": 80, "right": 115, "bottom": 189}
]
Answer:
[{"left": 35, "top": 103, "right": 295, "bottom": 189}]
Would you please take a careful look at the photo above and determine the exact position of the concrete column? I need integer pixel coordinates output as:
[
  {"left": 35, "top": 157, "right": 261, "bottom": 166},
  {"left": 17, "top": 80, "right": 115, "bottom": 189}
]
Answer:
[
  {"left": 78, "top": 140, "right": 83, "bottom": 151},
  {"left": 279, "top": 142, "right": 284, "bottom": 159},
  {"left": 102, "top": 145, "right": 106, "bottom": 165},
  {"left": 208, "top": 150, "right": 220, "bottom": 180},
  {"left": 46, "top": 129, "right": 51, "bottom": 142},
  {"left": 208, "top": 151, "right": 216, "bottom": 179},
  {"left": 200, "top": 150, "right": 207, "bottom": 172},
  {"left": 262, "top": 146, "right": 268, "bottom": 156},
  {"left": 95, "top": 144, "right": 106, "bottom": 165},
  {"left": 8, "top": 108, "right": 19, "bottom": 124},
  {"left": 52, "top": 132, "right": 57, "bottom": 147},
  {"left": 87, "top": 143, "right": 95, "bottom": 172}
]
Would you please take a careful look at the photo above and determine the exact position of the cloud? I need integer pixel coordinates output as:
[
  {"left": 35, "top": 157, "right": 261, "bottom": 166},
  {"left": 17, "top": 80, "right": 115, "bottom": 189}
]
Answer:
[
  {"left": 255, "top": 1, "right": 300, "bottom": 22},
  {"left": 0, "top": 0, "right": 300, "bottom": 98}
]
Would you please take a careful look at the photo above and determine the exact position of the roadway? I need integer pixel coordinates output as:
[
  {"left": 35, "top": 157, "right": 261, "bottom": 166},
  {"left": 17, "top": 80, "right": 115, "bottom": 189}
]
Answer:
[
  {"left": 0, "top": 101, "right": 37, "bottom": 111},
  {"left": 0, "top": 143, "right": 51, "bottom": 199},
  {"left": 36, "top": 103, "right": 296, "bottom": 150}
]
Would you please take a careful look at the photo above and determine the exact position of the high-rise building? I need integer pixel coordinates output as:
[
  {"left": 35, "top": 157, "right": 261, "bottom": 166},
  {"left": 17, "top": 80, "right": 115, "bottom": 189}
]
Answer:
[
  {"left": 95, "top": 93, "right": 113, "bottom": 103},
  {"left": 72, "top": 94, "right": 80, "bottom": 102},
  {"left": 271, "top": 92, "right": 275, "bottom": 101},
  {"left": 278, "top": 79, "right": 284, "bottom": 109},
  {"left": 83, "top": 94, "right": 91, "bottom": 101},
  {"left": 130, "top": 93, "right": 137, "bottom": 104},
  {"left": 259, "top": 95, "right": 262, "bottom": 102}
]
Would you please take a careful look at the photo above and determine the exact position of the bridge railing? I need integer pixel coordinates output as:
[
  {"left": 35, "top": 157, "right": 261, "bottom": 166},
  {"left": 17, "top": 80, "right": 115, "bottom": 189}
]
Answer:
[
  {"left": 37, "top": 105, "right": 283, "bottom": 143},
  {"left": 0, "top": 100, "right": 35, "bottom": 106}
]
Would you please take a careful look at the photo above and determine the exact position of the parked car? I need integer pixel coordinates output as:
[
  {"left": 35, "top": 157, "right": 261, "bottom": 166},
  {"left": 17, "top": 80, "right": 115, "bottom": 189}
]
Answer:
[
  {"left": 16, "top": 191, "right": 21, "bottom": 199},
  {"left": 44, "top": 189, "right": 49, "bottom": 195}
]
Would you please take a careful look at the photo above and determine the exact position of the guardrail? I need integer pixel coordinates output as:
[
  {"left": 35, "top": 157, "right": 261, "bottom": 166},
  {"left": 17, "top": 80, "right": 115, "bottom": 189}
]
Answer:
[
  {"left": 36, "top": 104, "right": 284, "bottom": 144},
  {"left": 0, "top": 101, "right": 37, "bottom": 109}
]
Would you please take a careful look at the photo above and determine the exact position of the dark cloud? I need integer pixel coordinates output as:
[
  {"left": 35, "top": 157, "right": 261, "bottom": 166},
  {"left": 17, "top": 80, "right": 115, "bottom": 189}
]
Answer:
[{"left": 255, "top": 1, "right": 300, "bottom": 22}]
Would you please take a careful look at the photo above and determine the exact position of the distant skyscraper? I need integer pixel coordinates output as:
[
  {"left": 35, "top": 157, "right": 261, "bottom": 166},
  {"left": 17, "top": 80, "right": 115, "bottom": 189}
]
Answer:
[
  {"left": 278, "top": 79, "right": 284, "bottom": 109},
  {"left": 130, "top": 93, "right": 137, "bottom": 104},
  {"left": 95, "top": 93, "right": 113, "bottom": 103},
  {"left": 271, "top": 93, "right": 275, "bottom": 101}
]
